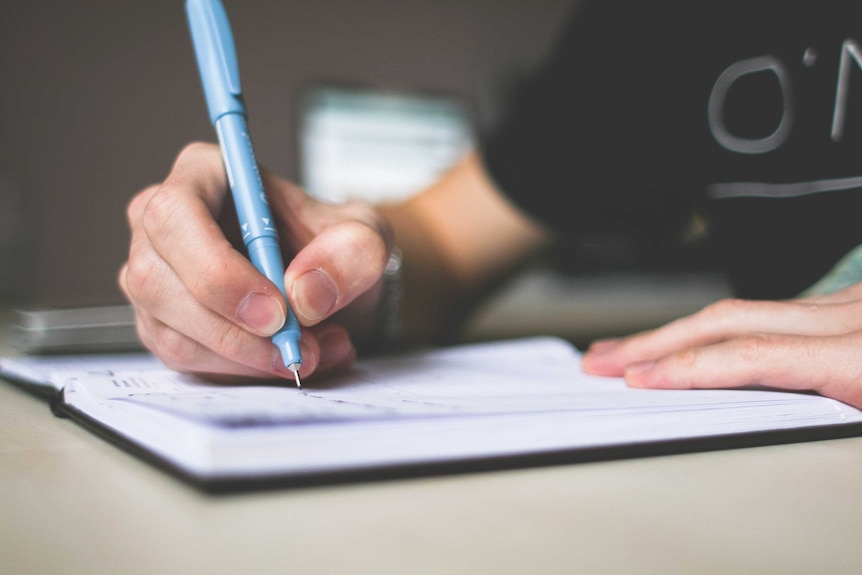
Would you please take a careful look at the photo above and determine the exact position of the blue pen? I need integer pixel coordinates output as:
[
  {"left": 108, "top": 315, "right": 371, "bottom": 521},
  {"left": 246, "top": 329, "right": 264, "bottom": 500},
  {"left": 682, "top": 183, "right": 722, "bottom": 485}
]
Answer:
[{"left": 186, "top": 0, "right": 303, "bottom": 388}]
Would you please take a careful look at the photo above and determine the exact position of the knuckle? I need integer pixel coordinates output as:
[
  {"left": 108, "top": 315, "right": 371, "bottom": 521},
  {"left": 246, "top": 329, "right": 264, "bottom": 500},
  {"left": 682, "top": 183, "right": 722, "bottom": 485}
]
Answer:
[
  {"left": 696, "top": 298, "right": 760, "bottom": 334},
  {"left": 177, "top": 140, "right": 217, "bottom": 163},
  {"left": 123, "top": 249, "right": 163, "bottom": 303},
  {"left": 117, "top": 264, "right": 131, "bottom": 298},
  {"left": 152, "top": 328, "right": 199, "bottom": 373},
  {"left": 729, "top": 333, "right": 782, "bottom": 388},
  {"left": 187, "top": 243, "right": 238, "bottom": 302},
  {"left": 700, "top": 298, "right": 749, "bottom": 321},
  {"left": 343, "top": 201, "right": 395, "bottom": 249},
  {"left": 141, "top": 184, "right": 183, "bottom": 236},
  {"left": 734, "top": 333, "right": 778, "bottom": 363},
  {"left": 672, "top": 347, "right": 702, "bottom": 370},
  {"left": 126, "top": 185, "right": 158, "bottom": 225},
  {"left": 210, "top": 321, "right": 254, "bottom": 364},
  {"left": 337, "top": 219, "right": 390, "bottom": 271}
]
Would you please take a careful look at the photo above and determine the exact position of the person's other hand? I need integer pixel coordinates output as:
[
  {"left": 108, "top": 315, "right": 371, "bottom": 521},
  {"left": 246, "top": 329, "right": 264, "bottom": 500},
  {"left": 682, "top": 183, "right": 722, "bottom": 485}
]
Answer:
[
  {"left": 582, "top": 282, "right": 862, "bottom": 408},
  {"left": 119, "top": 142, "right": 394, "bottom": 382}
]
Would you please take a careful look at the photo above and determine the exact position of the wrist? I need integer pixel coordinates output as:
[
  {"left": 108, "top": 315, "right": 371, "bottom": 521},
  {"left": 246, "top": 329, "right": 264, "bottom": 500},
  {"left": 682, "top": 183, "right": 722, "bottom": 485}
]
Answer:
[{"left": 361, "top": 246, "right": 403, "bottom": 355}]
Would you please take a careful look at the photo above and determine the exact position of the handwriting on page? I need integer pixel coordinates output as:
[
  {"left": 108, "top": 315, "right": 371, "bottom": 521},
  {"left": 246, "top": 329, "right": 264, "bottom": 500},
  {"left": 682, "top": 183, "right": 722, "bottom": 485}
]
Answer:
[{"left": 71, "top": 334, "right": 844, "bottom": 430}]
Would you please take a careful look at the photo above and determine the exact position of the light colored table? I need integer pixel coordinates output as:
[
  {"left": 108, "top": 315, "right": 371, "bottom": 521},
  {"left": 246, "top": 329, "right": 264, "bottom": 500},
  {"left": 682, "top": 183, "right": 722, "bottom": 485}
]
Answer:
[
  {"left": 3, "top": 370, "right": 862, "bottom": 574},
  {"left": 2, "top": 268, "right": 860, "bottom": 575}
]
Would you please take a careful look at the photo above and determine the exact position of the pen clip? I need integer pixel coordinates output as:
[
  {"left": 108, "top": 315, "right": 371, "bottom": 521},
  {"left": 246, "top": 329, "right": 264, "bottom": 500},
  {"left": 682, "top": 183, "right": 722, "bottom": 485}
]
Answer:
[{"left": 186, "top": 0, "right": 244, "bottom": 123}]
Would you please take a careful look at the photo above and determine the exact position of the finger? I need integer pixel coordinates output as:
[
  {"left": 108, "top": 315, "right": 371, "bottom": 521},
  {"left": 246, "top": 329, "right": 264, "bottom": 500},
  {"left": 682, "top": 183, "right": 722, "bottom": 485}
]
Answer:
[
  {"left": 582, "top": 297, "right": 862, "bottom": 376},
  {"left": 623, "top": 331, "right": 862, "bottom": 408},
  {"left": 141, "top": 142, "right": 289, "bottom": 337},
  {"left": 282, "top": 202, "right": 394, "bottom": 325},
  {"left": 133, "top": 308, "right": 280, "bottom": 380},
  {"left": 250, "top": 166, "right": 394, "bottom": 326},
  {"left": 305, "top": 322, "right": 357, "bottom": 374},
  {"left": 124, "top": 269, "right": 355, "bottom": 381},
  {"left": 121, "top": 245, "right": 320, "bottom": 380},
  {"left": 124, "top": 210, "right": 351, "bottom": 382},
  {"left": 123, "top": 147, "right": 364, "bottom": 380},
  {"left": 121, "top": 259, "right": 307, "bottom": 379}
]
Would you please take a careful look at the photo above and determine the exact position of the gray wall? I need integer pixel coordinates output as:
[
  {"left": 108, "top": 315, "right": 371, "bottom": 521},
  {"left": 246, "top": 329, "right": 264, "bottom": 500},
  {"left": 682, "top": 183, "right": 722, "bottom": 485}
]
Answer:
[{"left": 0, "top": 0, "right": 572, "bottom": 309}]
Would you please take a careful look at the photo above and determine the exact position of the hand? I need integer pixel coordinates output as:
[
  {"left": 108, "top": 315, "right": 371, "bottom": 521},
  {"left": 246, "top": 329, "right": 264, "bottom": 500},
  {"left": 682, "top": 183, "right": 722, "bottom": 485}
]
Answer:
[
  {"left": 582, "top": 282, "right": 862, "bottom": 408},
  {"left": 119, "top": 142, "right": 395, "bottom": 382}
]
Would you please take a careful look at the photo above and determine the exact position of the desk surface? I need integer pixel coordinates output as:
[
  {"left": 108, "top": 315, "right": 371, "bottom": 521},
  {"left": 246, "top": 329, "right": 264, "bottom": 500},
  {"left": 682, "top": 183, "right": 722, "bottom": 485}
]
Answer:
[
  {"left": 2, "top": 292, "right": 861, "bottom": 575},
  {"left": 462, "top": 267, "right": 732, "bottom": 346},
  {"left": 3, "top": 379, "right": 862, "bottom": 574}
]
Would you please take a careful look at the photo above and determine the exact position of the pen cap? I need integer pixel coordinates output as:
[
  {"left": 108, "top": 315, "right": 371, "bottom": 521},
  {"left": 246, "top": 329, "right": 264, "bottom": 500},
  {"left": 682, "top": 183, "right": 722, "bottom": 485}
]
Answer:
[{"left": 186, "top": 0, "right": 246, "bottom": 124}]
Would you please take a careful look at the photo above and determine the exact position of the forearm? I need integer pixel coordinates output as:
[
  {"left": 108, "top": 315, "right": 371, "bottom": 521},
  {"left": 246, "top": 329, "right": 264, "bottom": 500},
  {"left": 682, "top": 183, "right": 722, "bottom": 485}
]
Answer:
[
  {"left": 379, "top": 151, "right": 552, "bottom": 345},
  {"left": 378, "top": 199, "right": 461, "bottom": 345}
]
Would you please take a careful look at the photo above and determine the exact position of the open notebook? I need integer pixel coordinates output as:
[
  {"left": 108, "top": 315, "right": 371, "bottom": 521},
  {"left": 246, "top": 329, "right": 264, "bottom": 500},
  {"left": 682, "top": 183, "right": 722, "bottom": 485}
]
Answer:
[{"left": 2, "top": 336, "right": 861, "bottom": 492}]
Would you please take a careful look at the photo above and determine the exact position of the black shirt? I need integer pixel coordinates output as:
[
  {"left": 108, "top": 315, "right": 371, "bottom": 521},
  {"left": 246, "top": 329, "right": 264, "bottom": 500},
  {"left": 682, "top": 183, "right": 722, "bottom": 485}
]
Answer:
[{"left": 482, "top": 0, "right": 862, "bottom": 298}]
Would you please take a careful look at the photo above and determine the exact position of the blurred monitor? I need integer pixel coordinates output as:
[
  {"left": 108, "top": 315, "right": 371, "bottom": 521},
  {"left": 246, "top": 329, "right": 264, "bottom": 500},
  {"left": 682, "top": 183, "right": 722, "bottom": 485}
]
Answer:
[{"left": 298, "top": 84, "right": 474, "bottom": 204}]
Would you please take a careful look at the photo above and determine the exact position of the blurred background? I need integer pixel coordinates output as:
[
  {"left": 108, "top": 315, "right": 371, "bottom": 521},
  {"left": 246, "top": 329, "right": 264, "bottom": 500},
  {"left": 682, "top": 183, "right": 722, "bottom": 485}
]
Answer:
[
  {"left": 0, "top": 0, "right": 571, "bottom": 308},
  {"left": 0, "top": 0, "right": 730, "bottom": 350}
]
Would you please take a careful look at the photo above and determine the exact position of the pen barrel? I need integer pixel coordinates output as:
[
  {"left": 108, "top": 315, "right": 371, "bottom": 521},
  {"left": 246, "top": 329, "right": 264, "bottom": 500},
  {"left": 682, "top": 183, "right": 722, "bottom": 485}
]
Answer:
[
  {"left": 215, "top": 113, "right": 277, "bottom": 245},
  {"left": 187, "top": 0, "right": 302, "bottom": 370},
  {"left": 248, "top": 235, "right": 302, "bottom": 359},
  {"left": 247, "top": 236, "right": 287, "bottom": 296},
  {"left": 216, "top": 113, "right": 302, "bottom": 364}
]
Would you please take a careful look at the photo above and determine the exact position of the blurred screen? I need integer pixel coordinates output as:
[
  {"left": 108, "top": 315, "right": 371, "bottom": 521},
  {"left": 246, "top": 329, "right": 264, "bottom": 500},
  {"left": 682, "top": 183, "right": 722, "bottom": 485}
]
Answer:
[{"left": 298, "top": 84, "right": 474, "bottom": 204}]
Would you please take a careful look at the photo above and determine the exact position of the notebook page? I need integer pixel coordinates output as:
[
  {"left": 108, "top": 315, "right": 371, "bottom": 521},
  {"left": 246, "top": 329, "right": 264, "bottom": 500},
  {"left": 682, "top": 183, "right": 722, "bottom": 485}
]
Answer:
[
  {"left": 58, "top": 336, "right": 861, "bottom": 477},
  {"left": 0, "top": 353, "right": 161, "bottom": 390}
]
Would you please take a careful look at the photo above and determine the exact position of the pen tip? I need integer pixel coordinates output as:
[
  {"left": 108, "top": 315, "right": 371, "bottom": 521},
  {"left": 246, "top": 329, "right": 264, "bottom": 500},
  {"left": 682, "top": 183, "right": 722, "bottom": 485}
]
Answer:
[{"left": 293, "top": 369, "right": 302, "bottom": 390}]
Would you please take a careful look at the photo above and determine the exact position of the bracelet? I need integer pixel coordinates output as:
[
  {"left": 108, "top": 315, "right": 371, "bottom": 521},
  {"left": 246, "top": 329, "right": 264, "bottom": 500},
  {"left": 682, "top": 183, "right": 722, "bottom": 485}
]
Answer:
[{"left": 365, "top": 246, "right": 403, "bottom": 354}]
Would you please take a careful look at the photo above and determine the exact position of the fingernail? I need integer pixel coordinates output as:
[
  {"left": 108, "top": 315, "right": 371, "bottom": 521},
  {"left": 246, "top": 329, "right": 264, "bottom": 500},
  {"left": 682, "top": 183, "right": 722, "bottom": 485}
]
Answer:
[
  {"left": 292, "top": 269, "right": 337, "bottom": 322},
  {"left": 238, "top": 292, "right": 285, "bottom": 336},
  {"left": 587, "top": 338, "right": 622, "bottom": 354}
]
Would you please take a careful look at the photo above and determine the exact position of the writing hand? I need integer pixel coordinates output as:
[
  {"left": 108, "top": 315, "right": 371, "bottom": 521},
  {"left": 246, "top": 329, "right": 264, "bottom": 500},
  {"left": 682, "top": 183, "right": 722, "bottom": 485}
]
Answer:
[
  {"left": 582, "top": 282, "right": 862, "bottom": 408},
  {"left": 119, "top": 142, "right": 394, "bottom": 382}
]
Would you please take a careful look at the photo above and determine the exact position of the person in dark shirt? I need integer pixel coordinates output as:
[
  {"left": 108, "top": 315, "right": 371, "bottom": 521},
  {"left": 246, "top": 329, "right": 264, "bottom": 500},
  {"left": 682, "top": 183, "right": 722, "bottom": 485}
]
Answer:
[{"left": 120, "top": 0, "right": 862, "bottom": 407}]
